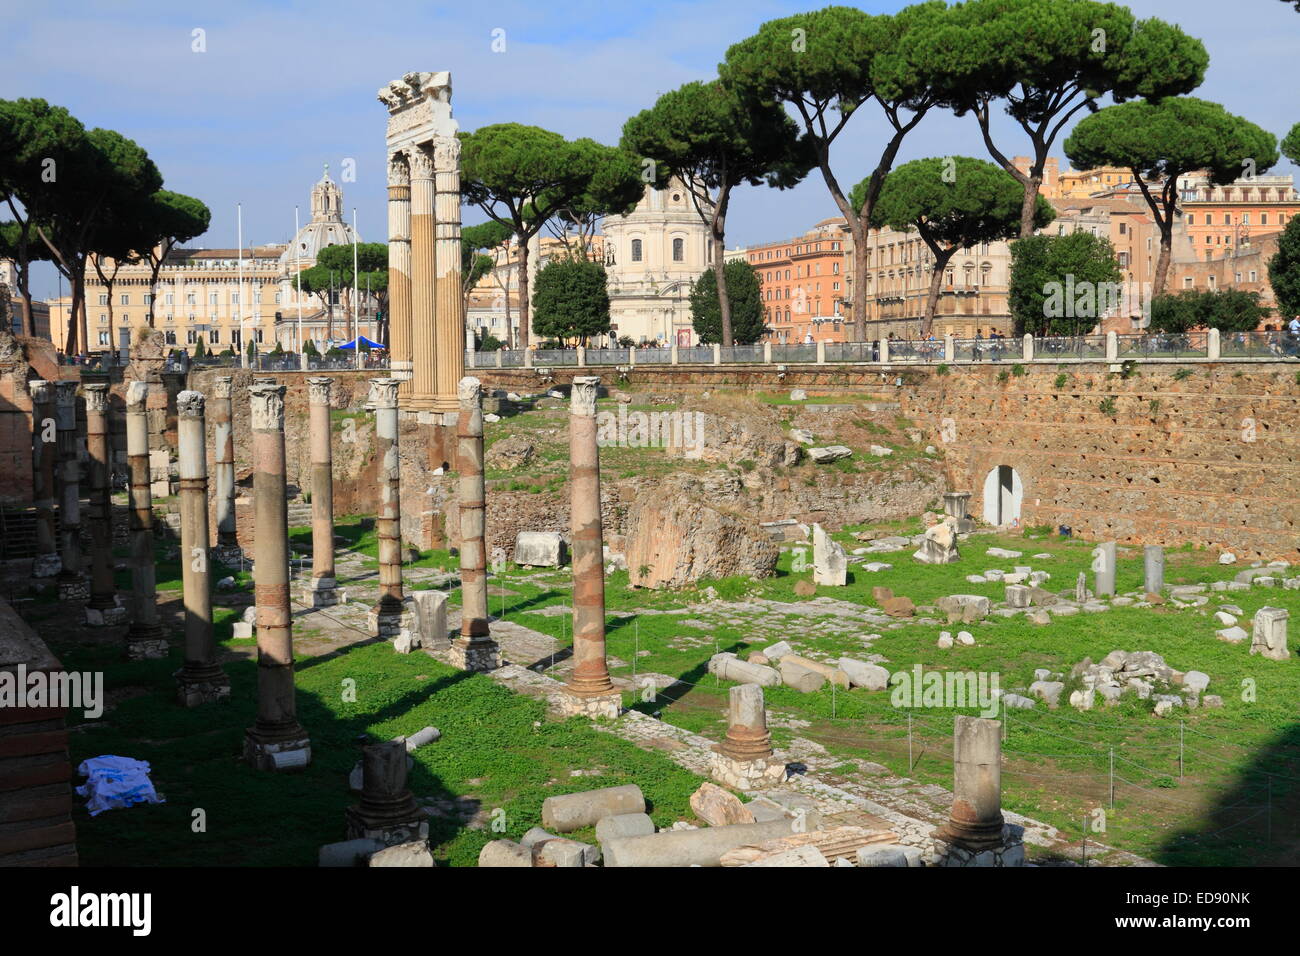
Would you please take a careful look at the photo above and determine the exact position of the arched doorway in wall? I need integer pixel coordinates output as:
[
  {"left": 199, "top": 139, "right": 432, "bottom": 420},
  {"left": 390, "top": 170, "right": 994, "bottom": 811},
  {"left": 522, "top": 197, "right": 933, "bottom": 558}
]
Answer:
[{"left": 982, "top": 465, "right": 1024, "bottom": 527}]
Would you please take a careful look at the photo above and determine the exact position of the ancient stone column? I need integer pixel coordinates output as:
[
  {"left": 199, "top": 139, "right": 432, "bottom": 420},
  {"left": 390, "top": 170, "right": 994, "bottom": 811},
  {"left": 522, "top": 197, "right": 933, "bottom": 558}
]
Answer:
[
  {"left": 82, "top": 383, "right": 124, "bottom": 624},
  {"left": 407, "top": 146, "right": 437, "bottom": 410},
  {"left": 303, "top": 377, "right": 338, "bottom": 607},
  {"left": 211, "top": 376, "right": 238, "bottom": 549},
  {"left": 934, "top": 715, "right": 1022, "bottom": 866},
  {"left": 175, "top": 390, "right": 230, "bottom": 704},
  {"left": 432, "top": 135, "right": 464, "bottom": 413},
  {"left": 244, "top": 383, "right": 311, "bottom": 770},
  {"left": 1092, "top": 541, "right": 1117, "bottom": 598},
  {"left": 449, "top": 376, "right": 499, "bottom": 671},
  {"left": 1143, "top": 545, "right": 1164, "bottom": 594},
  {"left": 125, "top": 382, "right": 168, "bottom": 660},
  {"left": 345, "top": 740, "right": 427, "bottom": 846},
  {"left": 368, "top": 378, "right": 406, "bottom": 637},
  {"left": 29, "top": 380, "right": 61, "bottom": 578},
  {"left": 711, "top": 683, "right": 785, "bottom": 790},
  {"left": 53, "top": 381, "right": 86, "bottom": 602},
  {"left": 559, "top": 376, "right": 621, "bottom": 719},
  {"left": 387, "top": 154, "right": 413, "bottom": 393}
]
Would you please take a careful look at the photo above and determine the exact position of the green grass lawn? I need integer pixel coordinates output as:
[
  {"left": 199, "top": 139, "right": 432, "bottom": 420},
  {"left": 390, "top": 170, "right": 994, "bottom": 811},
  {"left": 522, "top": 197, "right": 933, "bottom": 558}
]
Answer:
[{"left": 487, "top": 525, "right": 1300, "bottom": 866}]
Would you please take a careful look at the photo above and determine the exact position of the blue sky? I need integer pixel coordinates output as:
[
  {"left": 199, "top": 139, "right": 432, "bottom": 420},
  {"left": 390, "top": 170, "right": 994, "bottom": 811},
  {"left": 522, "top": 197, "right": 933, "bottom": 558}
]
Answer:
[{"left": 2, "top": 0, "right": 1296, "bottom": 298}]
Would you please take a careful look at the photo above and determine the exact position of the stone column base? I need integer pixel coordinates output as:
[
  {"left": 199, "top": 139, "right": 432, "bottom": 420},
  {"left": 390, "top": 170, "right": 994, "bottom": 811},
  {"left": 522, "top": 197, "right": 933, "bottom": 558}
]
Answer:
[
  {"left": 244, "top": 732, "right": 312, "bottom": 772},
  {"left": 554, "top": 688, "right": 622, "bottom": 720},
  {"left": 175, "top": 670, "right": 232, "bottom": 707},
  {"left": 344, "top": 810, "right": 429, "bottom": 848},
  {"left": 931, "top": 824, "right": 1025, "bottom": 867},
  {"left": 127, "top": 637, "right": 171, "bottom": 661},
  {"left": 367, "top": 606, "right": 410, "bottom": 639},
  {"left": 57, "top": 576, "right": 89, "bottom": 602},
  {"left": 709, "top": 752, "right": 786, "bottom": 791},
  {"left": 31, "top": 554, "right": 62, "bottom": 578},
  {"left": 448, "top": 637, "right": 500, "bottom": 672},
  {"left": 84, "top": 602, "right": 129, "bottom": 627},
  {"left": 301, "top": 577, "right": 339, "bottom": 607}
]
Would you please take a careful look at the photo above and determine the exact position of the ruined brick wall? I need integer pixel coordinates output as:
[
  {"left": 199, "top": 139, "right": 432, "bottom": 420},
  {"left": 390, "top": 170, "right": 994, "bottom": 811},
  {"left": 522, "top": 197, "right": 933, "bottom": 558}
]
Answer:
[
  {"left": 899, "top": 362, "right": 1300, "bottom": 561},
  {"left": 0, "top": 598, "right": 78, "bottom": 866}
]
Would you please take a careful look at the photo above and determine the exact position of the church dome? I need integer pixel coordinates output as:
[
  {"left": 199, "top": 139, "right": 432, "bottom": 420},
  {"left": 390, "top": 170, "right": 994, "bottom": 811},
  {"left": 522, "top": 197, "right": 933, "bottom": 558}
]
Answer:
[{"left": 280, "top": 164, "right": 361, "bottom": 272}]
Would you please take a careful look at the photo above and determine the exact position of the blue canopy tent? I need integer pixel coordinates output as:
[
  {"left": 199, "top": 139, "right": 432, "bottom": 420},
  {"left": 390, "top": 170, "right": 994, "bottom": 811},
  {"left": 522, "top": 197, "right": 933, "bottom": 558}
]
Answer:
[{"left": 335, "top": 336, "right": 385, "bottom": 350}]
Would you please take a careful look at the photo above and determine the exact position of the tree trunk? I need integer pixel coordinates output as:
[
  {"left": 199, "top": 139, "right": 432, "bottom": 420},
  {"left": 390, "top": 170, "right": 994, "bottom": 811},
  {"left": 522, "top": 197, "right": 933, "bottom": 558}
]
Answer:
[
  {"left": 517, "top": 237, "right": 531, "bottom": 352},
  {"left": 1153, "top": 224, "right": 1172, "bottom": 299},
  {"left": 922, "top": 246, "right": 956, "bottom": 338},
  {"left": 1019, "top": 173, "right": 1043, "bottom": 239}
]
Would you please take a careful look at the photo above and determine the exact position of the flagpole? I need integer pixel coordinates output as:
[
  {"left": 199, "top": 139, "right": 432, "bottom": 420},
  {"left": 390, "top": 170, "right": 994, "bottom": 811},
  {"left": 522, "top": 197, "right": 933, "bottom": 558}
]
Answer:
[
  {"left": 295, "top": 205, "right": 304, "bottom": 367},
  {"left": 237, "top": 203, "right": 246, "bottom": 368},
  {"left": 352, "top": 206, "right": 361, "bottom": 369}
]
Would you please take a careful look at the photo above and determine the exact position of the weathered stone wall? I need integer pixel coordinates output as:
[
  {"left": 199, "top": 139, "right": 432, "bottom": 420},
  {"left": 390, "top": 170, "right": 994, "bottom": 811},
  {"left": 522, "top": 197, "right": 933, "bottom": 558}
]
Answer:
[
  {"left": 899, "top": 362, "right": 1300, "bottom": 561},
  {"left": 187, "top": 361, "right": 1300, "bottom": 561}
]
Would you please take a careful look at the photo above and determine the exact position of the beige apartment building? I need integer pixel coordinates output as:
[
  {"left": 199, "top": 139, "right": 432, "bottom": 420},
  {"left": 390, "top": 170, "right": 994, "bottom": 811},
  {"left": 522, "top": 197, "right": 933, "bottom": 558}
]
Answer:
[{"left": 51, "top": 166, "right": 363, "bottom": 356}]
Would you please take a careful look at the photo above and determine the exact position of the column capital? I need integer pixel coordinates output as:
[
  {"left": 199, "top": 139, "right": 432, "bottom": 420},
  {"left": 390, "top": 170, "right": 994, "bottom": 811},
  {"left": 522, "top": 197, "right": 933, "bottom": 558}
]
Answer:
[
  {"left": 177, "top": 389, "right": 206, "bottom": 419},
  {"left": 409, "top": 145, "right": 434, "bottom": 180},
  {"left": 212, "top": 376, "right": 234, "bottom": 399},
  {"left": 368, "top": 378, "right": 399, "bottom": 409},
  {"left": 29, "top": 379, "right": 52, "bottom": 404},
  {"left": 570, "top": 376, "right": 600, "bottom": 417},
  {"left": 126, "top": 380, "right": 149, "bottom": 411},
  {"left": 457, "top": 375, "right": 481, "bottom": 408},
  {"left": 433, "top": 134, "right": 460, "bottom": 171},
  {"left": 249, "top": 382, "right": 286, "bottom": 431},
  {"left": 307, "top": 376, "right": 335, "bottom": 405},
  {"left": 387, "top": 151, "right": 410, "bottom": 187},
  {"left": 83, "top": 382, "right": 109, "bottom": 413}
]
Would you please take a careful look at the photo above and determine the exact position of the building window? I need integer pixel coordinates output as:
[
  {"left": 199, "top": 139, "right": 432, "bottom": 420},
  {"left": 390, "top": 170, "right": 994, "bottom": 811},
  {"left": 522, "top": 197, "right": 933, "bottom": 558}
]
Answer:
[
  {"left": 209, "top": 329, "right": 220, "bottom": 344},
  {"left": 98, "top": 331, "right": 110, "bottom": 345},
  {"left": 1224, "top": 214, "right": 1231, "bottom": 225},
  {"left": 166, "top": 293, "right": 174, "bottom": 305},
  {"left": 186, "top": 330, "right": 197, "bottom": 344},
  {"left": 187, "top": 294, "right": 196, "bottom": 305},
  {"left": 1242, "top": 213, "right": 1250, "bottom": 225},
  {"left": 672, "top": 237, "right": 683, "bottom": 262},
  {"left": 1249, "top": 271, "right": 1257, "bottom": 282},
  {"left": 1262, "top": 213, "right": 1269, "bottom": 225},
  {"left": 631, "top": 239, "right": 642, "bottom": 262},
  {"left": 118, "top": 294, "right": 128, "bottom": 305},
  {"left": 98, "top": 294, "right": 108, "bottom": 305},
  {"left": 1118, "top": 222, "right": 1126, "bottom": 235},
  {"left": 165, "top": 331, "right": 176, "bottom": 344}
]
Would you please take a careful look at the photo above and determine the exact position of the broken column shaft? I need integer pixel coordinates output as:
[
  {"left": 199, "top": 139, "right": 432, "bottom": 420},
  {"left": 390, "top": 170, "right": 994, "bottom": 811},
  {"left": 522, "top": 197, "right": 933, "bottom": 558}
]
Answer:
[
  {"left": 710, "top": 683, "right": 784, "bottom": 790},
  {"left": 29, "top": 380, "right": 60, "bottom": 578},
  {"left": 449, "top": 375, "right": 498, "bottom": 671},
  {"left": 211, "top": 376, "right": 238, "bottom": 549},
  {"left": 83, "top": 383, "right": 123, "bottom": 624},
  {"left": 124, "top": 382, "right": 168, "bottom": 659},
  {"left": 345, "top": 740, "right": 427, "bottom": 846},
  {"left": 53, "top": 381, "right": 86, "bottom": 601},
  {"left": 934, "top": 715, "right": 1022, "bottom": 865},
  {"left": 558, "top": 376, "right": 620, "bottom": 719},
  {"left": 244, "top": 383, "right": 310, "bottom": 769},
  {"left": 175, "top": 390, "right": 229, "bottom": 703},
  {"left": 369, "top": 378, "right": 405, "bottom": 636},
  {"left": 303, "top": 377, "right": 338, "bottom": 606}
]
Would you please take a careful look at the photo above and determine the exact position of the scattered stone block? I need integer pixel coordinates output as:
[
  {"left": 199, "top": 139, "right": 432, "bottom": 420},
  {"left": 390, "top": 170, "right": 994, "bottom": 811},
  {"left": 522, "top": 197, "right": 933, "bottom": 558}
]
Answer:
[
  {"left": 857, "top": 845, "right": 910, "bottom": 867},
  {"left": 514, "top": 531, "right": 567, "bottom": 567},
  {"left": 542, "top": 785, "right": 646, "bottom": 833},
  {"left": 369, "top": 841, "right": 433, "bottom": 867},
  {"left": 743, "top": 845, "right": 829, "bottom": 867},
  {"left": 780, "top": 657, "right": 828, "bottom": 693},
  {"left": 596, "top": 813, "right": 655, "bottom": 844},
  {"left": 709, "top": 652, "right": 781, "bottom": 687},
  {"left": 1250, "top": 607, "right": 1289, "bottom": 661},
  {"left": 812, "top": 523, "right": 848, "bottom": 586},
  {"left": 319, "top": 838, "right": 385, "bottom": 867},
  {"left": 1029, "top": 681, "right": 1064, "bottom": 706},
  {"left": 808, "top": 445, "right": 852, "bottom": 464},
  {"left": 690, "top": 782, "right": 756, "bottom": 827},
  {"left": 881, "top": 596, "right": 915, "bottom": 618},
  {"left": 478, "top": 840, "right": 533, "bottom": 867},
  {"left": 1216, "top": 626, "right": 1249, "bottom": 644},
  {"left": 837, "top": 657, "right": 890, "bottom": 691}
]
